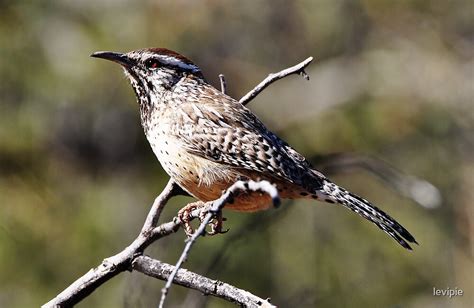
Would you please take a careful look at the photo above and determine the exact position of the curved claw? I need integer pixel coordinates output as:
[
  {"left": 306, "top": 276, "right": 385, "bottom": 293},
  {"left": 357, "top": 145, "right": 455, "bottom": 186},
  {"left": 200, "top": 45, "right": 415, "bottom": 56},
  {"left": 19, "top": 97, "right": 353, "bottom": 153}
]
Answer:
[
  {"left": 205, "top": 210, "right": 228, "bottom": 236},
  {"left": 178, "top": 201, "right": 204, "bottom": 237},
  {"left": 207, "top": 218, "right": 229, "bottom": 235},
  {"left": 209, "top": 227, "right": 230, "bottom": 235}
]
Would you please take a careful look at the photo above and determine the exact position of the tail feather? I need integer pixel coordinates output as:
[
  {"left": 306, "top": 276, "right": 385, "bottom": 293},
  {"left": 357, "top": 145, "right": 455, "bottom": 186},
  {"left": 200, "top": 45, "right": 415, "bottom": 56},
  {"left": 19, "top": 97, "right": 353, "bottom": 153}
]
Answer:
[{"left": 320, "top": 180, "right": 417, "bottom": 250}]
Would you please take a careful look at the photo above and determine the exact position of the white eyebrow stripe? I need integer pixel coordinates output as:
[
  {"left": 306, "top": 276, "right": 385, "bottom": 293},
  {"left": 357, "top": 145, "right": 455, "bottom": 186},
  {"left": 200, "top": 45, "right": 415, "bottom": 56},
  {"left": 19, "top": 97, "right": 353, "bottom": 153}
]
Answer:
[{"left": 157, "top": 55, "right": 200, "bottom": 72}]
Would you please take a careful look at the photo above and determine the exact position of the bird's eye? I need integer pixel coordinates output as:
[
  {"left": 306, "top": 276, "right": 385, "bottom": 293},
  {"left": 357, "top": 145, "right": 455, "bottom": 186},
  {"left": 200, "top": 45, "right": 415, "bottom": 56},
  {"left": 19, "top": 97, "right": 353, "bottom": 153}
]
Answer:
[{"left": 145, "top": 59, "right": 160, "bottom": 69}]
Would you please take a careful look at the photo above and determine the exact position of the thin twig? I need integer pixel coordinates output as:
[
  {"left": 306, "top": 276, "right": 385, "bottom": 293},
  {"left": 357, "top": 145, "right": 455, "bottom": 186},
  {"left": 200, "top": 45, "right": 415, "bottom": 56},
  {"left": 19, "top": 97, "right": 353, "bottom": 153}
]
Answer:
[
  {"left": 133, "top": 256, "right": 275, "bottom": 308},
  {"left": 159, "top": 180, "right": 280, "bottom": 308},
  {"left": 219, "top": 74, "right": 227, "bottom": 94},
  {"left": 239, "top": 57, "right": 314, "bottom": 106},
  {"left": 142, "top": 179, "right": 182, "bottom": 231},
  {"left": 181, "top": 204, "right": 292, "bottom": 307}
]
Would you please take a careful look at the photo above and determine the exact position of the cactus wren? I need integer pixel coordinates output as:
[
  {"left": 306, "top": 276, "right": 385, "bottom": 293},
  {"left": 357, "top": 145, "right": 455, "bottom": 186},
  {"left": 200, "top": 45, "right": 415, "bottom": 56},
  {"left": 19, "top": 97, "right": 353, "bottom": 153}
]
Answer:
[{"left": 91, "top": 48, "right": 417, "bottom": 250}]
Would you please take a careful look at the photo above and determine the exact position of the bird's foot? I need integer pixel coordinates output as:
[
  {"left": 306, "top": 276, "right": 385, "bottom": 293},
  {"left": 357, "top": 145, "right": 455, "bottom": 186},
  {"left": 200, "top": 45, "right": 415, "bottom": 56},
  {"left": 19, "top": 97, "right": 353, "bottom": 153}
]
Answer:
[
  {"left": 205, "top": 209, "right": 229, "bottom": 236},
  {"left": 178, "top": 201, "right": 229, "bottom": 237},
  {"left": 178, "top": 201, "right": 204, "bottom": 236}
]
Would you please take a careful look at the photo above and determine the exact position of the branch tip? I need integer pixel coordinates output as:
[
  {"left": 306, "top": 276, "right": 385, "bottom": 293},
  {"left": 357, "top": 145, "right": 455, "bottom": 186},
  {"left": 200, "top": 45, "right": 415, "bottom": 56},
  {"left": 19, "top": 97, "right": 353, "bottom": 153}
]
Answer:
[
  {"left": 218, "top": 74, "right": 227, "bottom": 94},
  {"left": 135, "top": 256, "right": 275, "bottom": 308},
  {"left": 300, "top": 70, "right": 310, "bottom": 80},
  {"left": 239, "top": 56, "right": 315, "bottom": 106}
]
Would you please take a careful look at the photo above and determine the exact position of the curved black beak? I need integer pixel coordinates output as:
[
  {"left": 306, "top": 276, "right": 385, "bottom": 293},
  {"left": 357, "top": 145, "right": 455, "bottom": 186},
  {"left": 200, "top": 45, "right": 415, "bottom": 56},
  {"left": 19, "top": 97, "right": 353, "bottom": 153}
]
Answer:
[{"left": 90, "top": 51, "right": 134, "bottom": 68}]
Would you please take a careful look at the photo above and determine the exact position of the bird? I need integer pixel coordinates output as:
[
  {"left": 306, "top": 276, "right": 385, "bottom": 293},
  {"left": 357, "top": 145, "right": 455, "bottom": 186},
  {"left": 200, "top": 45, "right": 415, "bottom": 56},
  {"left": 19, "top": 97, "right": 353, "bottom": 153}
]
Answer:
[{"left": 91, "top": 47, "right": 417, "bottom": 250}]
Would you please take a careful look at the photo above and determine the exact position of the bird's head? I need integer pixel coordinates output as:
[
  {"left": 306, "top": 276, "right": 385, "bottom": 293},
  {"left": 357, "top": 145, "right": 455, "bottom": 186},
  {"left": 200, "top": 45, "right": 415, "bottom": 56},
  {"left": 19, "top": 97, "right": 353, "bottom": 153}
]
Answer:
[{"left": 91, "top": 48, "right": 204, "bottom": 100}]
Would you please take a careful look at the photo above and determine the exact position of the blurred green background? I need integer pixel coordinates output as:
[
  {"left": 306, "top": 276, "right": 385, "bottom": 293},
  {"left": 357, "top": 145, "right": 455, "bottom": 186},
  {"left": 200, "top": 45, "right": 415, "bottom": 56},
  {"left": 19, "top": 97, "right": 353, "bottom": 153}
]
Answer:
[{"left": 0, "top": 0, "right": 472, "bottom": 307}]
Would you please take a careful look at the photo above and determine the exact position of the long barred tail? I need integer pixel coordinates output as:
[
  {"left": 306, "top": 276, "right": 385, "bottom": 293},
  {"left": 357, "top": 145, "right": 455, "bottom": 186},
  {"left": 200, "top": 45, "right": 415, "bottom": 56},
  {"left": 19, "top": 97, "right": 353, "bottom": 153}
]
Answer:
[{"left": 319, "top": 179, "right": 418, "bottom": 250}]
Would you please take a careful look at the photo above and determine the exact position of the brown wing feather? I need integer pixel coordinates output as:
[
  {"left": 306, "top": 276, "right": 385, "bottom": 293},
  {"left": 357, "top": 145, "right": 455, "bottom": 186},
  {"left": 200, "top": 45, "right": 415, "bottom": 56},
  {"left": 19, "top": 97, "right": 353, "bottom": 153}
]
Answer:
[{"left": 172, "top": 87, "right": 323, "bottom": 190}]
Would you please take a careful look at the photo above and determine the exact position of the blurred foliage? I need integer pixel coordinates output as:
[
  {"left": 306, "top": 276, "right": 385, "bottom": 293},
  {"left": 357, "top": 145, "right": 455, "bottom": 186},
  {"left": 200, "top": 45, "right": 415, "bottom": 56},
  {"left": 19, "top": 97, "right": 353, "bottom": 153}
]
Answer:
[{"left": 0, "top": 0, "right": 472, "bottom": 307}]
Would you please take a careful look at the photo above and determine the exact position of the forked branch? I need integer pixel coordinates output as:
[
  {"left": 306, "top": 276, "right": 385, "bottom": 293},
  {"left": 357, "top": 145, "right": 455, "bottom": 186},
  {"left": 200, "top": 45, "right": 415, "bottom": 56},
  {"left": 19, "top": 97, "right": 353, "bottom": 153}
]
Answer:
[
  {"left": 43, "top": 180, "right": 280, "bottom": 308},
  {"left": 159, "top": 180, "right": 280, "bottom": 307},
  {"left": 43, "top": 179, "right": 180, "bottom": 307},
  {"left": 239, "top": 56, "right": 313, "bottom": 105}
]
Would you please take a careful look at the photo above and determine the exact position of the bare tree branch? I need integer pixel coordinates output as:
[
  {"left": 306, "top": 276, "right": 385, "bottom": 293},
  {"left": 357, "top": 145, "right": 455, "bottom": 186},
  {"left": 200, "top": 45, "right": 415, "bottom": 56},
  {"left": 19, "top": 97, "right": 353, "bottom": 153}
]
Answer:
[
  {"left": 43, "top": 180, "right": 279, "bottom": 307},
  {"left": 239, "top": 57, "right": 314, "bottom": 106},
  {"left": 159, "top": 180, "right": 280, "bottom": 308},
  {"left": 43, "top": 179, "right": 180, "bottom": 308},
  {"left": 134, "top": 256, "right": 275, "bottom": 308},
  {"left": 219, "top": 74, "right": 227, "bottom": 94}
]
